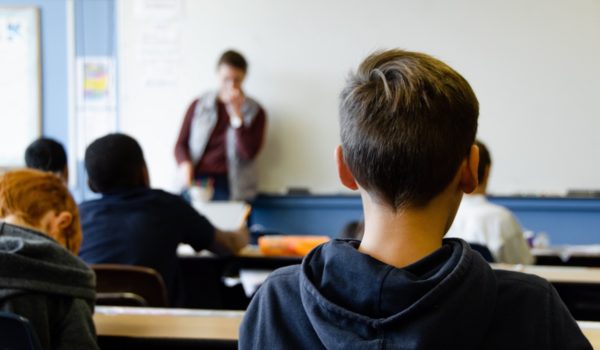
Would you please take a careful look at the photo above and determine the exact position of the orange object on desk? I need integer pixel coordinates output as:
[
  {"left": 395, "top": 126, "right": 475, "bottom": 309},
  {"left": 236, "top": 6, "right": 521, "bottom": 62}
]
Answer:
[{"left": 258, "top": 235, "right": 330, "bottom": 257}]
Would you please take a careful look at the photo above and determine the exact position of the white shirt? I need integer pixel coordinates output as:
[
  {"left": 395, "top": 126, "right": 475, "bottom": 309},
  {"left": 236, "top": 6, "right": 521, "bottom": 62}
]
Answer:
[{"left": 446, "top": 194, "right": 534, "bottom": 264}]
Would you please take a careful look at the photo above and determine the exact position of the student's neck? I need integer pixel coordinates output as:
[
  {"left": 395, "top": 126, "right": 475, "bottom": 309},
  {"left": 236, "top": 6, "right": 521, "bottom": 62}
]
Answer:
[
  {"left": 3, "top": 215, "right": 43, "bottom": 233},
  {"left": 358, "top": 194, "right": 452, "bottom": 269}
]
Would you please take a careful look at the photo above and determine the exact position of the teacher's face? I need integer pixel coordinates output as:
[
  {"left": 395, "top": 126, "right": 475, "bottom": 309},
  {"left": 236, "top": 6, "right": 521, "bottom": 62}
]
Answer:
[{"left": 218, "top": 64, "right": 246, "bottom": 96}]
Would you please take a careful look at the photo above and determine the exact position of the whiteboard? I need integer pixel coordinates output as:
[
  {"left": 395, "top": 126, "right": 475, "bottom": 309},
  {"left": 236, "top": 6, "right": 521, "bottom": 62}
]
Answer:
[
  {"left": 0, "top": 7, "right": 41, "bottom": 167},
  {"left": 118, "top": 0, "right": 600, "bottom": 195}
]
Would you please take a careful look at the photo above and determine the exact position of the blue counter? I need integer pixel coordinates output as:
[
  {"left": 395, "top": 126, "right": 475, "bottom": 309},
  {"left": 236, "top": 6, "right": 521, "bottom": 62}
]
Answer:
[
  {"left": 492, "top": 197, "right": 600, "bottom": 245},
  {"left": 249, "top": 194, "right": 600, "bottom": 245}
]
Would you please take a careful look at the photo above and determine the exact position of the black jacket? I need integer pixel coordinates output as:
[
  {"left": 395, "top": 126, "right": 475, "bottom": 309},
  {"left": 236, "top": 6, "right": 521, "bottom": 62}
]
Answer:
[
  {"left": 0, "top": 223, "right": 98, "bottom": 350},
  {"left": 240, "top": 238, "right": 591, "bottom": 349}
]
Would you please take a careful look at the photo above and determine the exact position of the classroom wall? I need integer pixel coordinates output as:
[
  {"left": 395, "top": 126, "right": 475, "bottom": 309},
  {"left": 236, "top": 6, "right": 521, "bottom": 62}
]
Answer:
[
  {"left": 118, "top": 0, "right": 600, "bottom": 195},
  {"left": 0, "top": 0, "right": 117, "bottom": 199}
]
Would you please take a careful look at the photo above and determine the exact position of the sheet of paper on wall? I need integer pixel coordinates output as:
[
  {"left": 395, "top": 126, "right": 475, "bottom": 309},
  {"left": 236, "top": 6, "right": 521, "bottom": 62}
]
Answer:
[
  {"left": 191, "top": 201, "right": 250, "bottom": 231},
  {"left": 76, "top": 57, "right": 116, "bottom": 109},
  {"left": 134, "top": 0, "right": 182, "bottom": 19},
  {"left": 0, "top": 8, "right": 40, "bottom": 167}
]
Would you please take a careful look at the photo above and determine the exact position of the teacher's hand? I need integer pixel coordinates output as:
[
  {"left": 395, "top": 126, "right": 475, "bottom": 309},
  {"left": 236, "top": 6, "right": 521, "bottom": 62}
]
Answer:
[{"left": 225, "top": 89, "right": 245, "bottom": 127}]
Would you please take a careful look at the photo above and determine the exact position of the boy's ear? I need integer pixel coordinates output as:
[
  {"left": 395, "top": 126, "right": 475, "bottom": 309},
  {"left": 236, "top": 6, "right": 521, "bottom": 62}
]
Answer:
[
  {"left": 335, "top": 145, "right": 359, "bottom": 191},
  {"left": 56, "top": 211, "right": 73, "bottom": 230},
  {"left": 460, "top": 144, "right": 479, "bottom": 194}
]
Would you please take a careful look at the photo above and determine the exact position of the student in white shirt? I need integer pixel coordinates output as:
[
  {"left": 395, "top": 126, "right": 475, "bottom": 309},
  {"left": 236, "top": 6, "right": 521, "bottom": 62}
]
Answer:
[{"left": 446, "top": 140, "right": 534, "bottom": 264}]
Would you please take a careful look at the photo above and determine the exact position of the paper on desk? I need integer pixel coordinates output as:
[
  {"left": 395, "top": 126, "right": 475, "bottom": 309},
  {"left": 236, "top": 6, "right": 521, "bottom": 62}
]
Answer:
[
  {"left": 176, "top": 244, "right": 217, "bottom": 257},
  {"left": 533, "top": 245, "right": 600, "bottom": 262},
  {"left": 177, "top": 244, "right": 195, "bottom": 256},
  {"left": 191, "top": 201, "right": 249, "bottom": 231},
  {"left": 239, "top": 269, "right": 272, "bottom": 297}
]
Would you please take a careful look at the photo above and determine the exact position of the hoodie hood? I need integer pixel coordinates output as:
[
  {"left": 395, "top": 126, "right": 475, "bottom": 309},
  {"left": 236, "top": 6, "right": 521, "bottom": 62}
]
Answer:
[
  {"left": 299, "top": 238, "right": 497, "bottom": 349},
  {"left": 0, "top": 222, "right": 96, "bottom": 302}
]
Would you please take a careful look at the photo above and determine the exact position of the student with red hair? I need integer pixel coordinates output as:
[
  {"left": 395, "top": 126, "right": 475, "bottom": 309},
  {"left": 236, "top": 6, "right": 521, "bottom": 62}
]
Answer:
[{"left": 0, "top": 169, "right": 98, "bottom": 350}]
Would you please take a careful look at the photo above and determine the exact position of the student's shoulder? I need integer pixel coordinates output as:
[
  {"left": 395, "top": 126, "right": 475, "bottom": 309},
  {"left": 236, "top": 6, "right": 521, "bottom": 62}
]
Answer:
[
  {"left": 269, "top": 264, "right": 302, "bottom": 280},
  {"left": 494, "top": 269, "right": 550, "bottom": 290},
  {"left": 147, "top": 189, "right": 190, "bottom": 206},
  {"left": 258, "top": 265, "right": 302, "bottom": 296},
  {"left": 78, "top": 197, "right": 105, "bottom": 211},
  {"left": 493, "top": 269, "right": 554, "bottom": 302}
]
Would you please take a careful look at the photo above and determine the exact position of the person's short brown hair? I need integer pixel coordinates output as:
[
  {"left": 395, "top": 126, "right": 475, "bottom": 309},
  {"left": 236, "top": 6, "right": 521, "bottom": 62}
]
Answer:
[
  {"left": 340, "top": 49, "right": 479, "bottom": 209},
  {"left": 0, "top": 169, "right": 82, "bottom": 254},
  {"left": 217, "top": 50, "right": 248, "bottom": 73}
]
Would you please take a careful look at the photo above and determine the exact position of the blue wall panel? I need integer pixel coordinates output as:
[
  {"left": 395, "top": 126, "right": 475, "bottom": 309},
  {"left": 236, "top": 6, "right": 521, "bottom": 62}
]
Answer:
[{"left": 249, "top": 195, "right": 600, "bottom": 245}]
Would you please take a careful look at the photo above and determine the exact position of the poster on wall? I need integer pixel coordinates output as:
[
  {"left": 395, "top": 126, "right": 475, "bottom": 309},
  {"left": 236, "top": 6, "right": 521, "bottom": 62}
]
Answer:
[
  {"left": 75, "top": 56, "right": 117, "bottom": 159},
  {"left": 76, "top": 56, "right": 116, "bottom": 108},
  {"left": 0, "top": 7, "right": 41, "bottom": 167}
]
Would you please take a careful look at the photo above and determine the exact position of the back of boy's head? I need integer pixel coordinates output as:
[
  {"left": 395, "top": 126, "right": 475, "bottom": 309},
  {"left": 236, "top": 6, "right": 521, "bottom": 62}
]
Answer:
[
  {"left": 25, "top": 138, "right": 67, "bottom": 174},
  {"left": 340, "top": 49, "right": 479, "bottom": 209},
  {"left": 475, "top": 140, "right": 491, "bottom": 183},
  {"left": 85, "top": 133, "right": 147, "bottom": 193}
]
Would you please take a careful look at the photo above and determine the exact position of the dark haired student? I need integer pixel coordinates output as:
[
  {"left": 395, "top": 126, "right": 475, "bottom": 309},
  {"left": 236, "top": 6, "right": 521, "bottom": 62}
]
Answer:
[
  {"left": 25, "top": 137, "right": 69, "bottom": 183},
  {"left": 239, "top": 50, "right": 591, "bottom": 349},
  {"left": 174, "top": 50, "right": 267, "bottom": 201},
  {"left": 78, "top": 133, "right": 249, "bottom": 307}
]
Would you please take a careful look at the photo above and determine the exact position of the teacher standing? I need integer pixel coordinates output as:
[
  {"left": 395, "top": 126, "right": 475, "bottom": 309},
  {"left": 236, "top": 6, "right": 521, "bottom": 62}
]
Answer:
[{"left": 175, "top": 50, "right": 267, "bottom": 201}]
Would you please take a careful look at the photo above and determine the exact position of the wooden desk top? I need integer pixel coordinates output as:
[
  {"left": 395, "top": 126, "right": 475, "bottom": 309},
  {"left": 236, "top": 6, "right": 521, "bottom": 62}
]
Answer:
[
  {"left": 94, "top": 306, "right": 243, "bottom": 340},
  {"left": 94, "top": 306, "right": 600, "bottom": 347},
  {"left": 579, "top": 321, "right": 600, "bottom": 348},
  {"left": 493, "top": 264, "right": 600, "bottom": 284}
]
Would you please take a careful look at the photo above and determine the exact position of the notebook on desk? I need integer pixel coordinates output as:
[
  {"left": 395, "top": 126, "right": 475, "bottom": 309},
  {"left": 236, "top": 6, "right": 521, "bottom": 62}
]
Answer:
[
  {"left": 191, "top": 201, "right": 250, "bottom": 230},
  {"left": 178, "top": 201, "right": 250, "bottom": 256}
]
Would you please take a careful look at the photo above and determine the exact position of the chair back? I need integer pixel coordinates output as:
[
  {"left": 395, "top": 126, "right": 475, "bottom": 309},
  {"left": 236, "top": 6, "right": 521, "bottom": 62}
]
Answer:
[
  {"left": 0, "top": 311, "right": 43, "bottom": 350},
  {"left": 92, "top": 264, "right": 169, "bottom": 307}
]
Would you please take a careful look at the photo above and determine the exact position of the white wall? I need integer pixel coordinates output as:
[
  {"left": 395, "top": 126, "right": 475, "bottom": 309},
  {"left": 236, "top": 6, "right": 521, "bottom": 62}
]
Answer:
[{"left": 118, "top": 0, "right": 600, "bottom": 195}]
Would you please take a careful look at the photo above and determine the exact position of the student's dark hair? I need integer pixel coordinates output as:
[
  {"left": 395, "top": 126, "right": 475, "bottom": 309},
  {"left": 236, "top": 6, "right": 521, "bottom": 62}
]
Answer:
[
  {"left": 85, "top": 133, "right": 146, "bottom": 193},
  {"left": 217, "top": 50, "right": 248, "bottom": 73},
  {"left": 24, "top": 138, "right": 67, "bottom": 173},
  {"left": 475, "top": 140, "right": 491, "bottom": 183},
  {"left": 340, "top": 49, "right": 479, "bottom": 209}
]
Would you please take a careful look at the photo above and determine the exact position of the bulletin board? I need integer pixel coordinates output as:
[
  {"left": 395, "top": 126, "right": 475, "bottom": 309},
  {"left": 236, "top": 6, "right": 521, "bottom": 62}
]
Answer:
[{"left": 0, "top": 7, "right": 41, "bottom": 167}]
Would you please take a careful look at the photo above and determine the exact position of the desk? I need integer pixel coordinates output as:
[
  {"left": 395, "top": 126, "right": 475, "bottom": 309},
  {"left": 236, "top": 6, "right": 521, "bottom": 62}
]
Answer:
[
  {"left": 94, "top": 306, "right": 243, "bottom": 349},
  {"left": 179, "top": 250, "right": 600, "bottom": 319},
  {"left": 179, "top": 251, "right": 301, "bottom": 309},
  {"left": 533, "top": 246, "right": 600, "bottom": 267},
  {"left": 94, "top": 307, "right": 600, "bottom": 349},
  {"left": 493, "top": 264, "right": 600, "bottom": 284},
  {"left": 579, "top": 322, "right": 600, "bottom": 349},
  {"left": 494, "top": 264, "right": 600, "bottom": 321}
]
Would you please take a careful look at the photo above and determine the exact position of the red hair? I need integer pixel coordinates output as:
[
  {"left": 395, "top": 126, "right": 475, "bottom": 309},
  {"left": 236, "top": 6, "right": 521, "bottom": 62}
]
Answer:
[{"left": 0, "top": 169, "right": 81, "bottom": 254}]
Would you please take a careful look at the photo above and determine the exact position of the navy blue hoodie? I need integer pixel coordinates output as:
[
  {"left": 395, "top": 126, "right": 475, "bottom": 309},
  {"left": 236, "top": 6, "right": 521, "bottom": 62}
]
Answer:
[{"left": 240, "top": 239, "right": 591, "bottom": 349}]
